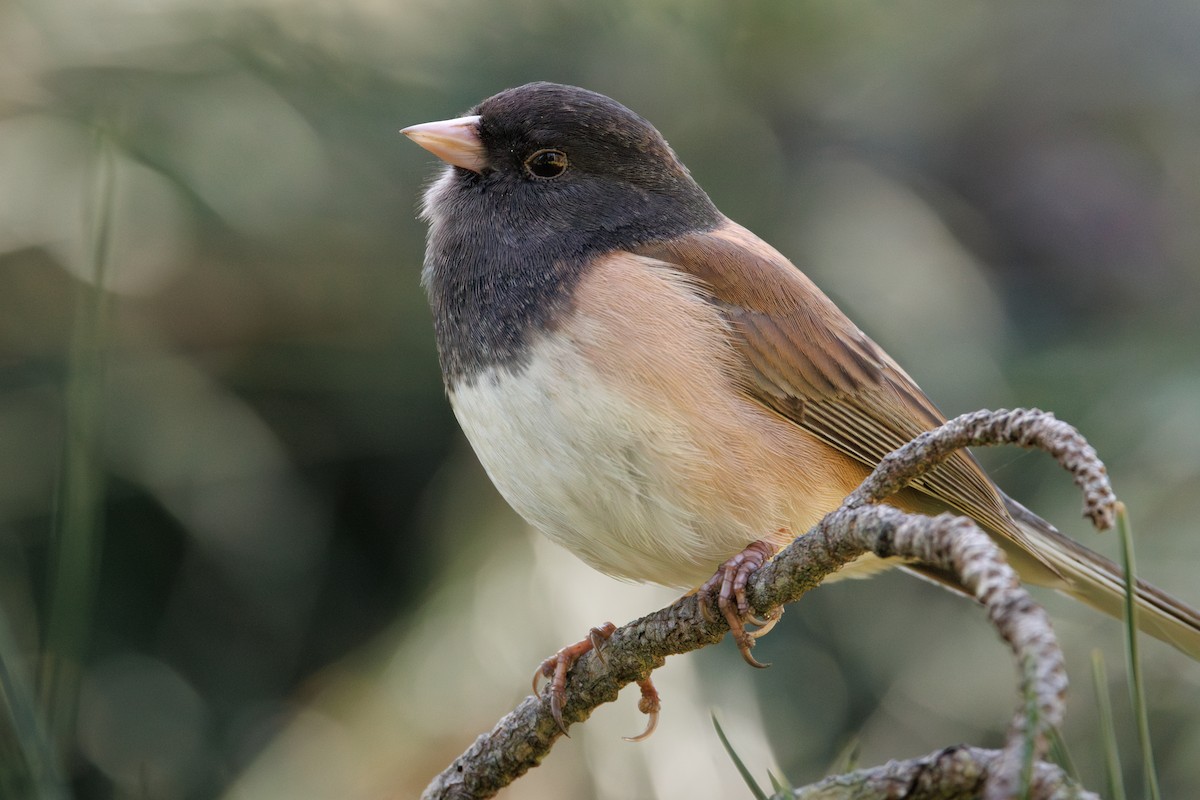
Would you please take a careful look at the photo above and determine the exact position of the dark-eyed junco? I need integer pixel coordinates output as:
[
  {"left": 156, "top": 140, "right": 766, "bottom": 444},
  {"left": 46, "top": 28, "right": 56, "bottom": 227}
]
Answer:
[{"left": 404, "top": 82, "right": 1200, "bottom": 732}]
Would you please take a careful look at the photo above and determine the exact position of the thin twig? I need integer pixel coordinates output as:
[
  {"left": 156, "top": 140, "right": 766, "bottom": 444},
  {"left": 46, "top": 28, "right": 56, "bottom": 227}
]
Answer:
[{"left": 781, "top": 745, "right": 1098, "bottom": 800}]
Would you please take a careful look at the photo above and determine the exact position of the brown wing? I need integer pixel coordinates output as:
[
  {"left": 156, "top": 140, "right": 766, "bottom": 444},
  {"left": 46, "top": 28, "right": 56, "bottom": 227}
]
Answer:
[{"left": 634, "top": 219, "right": 1053, "bottom": 564}]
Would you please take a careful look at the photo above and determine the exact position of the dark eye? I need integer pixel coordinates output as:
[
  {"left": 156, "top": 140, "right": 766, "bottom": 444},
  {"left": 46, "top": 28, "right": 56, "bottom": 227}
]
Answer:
[{"left": 525, "top": 149, "right": 569, "bottom": 179}]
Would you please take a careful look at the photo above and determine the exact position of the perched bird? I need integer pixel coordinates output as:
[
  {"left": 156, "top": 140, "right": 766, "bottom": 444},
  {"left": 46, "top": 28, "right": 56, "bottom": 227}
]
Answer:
[{"left": 404, "top": 82, "right": 1200, "bottom": 732}]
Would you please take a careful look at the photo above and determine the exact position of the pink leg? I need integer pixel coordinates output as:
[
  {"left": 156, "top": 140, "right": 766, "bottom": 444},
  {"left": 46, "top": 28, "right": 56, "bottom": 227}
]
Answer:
[{"left": 696, "top": 540, "right": 783, "bottom": 668}]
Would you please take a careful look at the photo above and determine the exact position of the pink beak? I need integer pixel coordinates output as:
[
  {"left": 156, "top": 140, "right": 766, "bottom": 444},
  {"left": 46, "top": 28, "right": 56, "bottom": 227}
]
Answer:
[{"left": 401, "top": 115, "right": 487, "bottom": 173}]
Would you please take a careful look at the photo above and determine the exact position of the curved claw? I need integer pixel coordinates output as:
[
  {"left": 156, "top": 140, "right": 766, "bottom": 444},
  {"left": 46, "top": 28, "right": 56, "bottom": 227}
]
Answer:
[
  {"left": 731, "top": 627, "right": 771, "bottom": 668},
  {"left": 623, "top": 677, "right": 662, "bottom": 742},
  {"left": 550, "top": 684, "right": 568, "bottom": 736},
  {"left": 623, "top": 709, "right": 660, "bottom": 742},
  {"left": 739, "top": 645, "right": 771, "bottom": 669},
  {"left": 589, "top": 623, "right": 616, "bottom": 664},
  {"left": 747, "top": 608, "right": 783, "bottom": 639},
  {"left": 532, "top": 662, "right": 551, "bottom": 695}
]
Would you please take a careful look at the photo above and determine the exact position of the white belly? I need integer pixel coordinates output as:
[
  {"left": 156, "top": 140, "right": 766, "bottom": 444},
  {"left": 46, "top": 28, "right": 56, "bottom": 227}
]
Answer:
[{"left": 448, "top": 335, "right": 773, "bottom": 588}]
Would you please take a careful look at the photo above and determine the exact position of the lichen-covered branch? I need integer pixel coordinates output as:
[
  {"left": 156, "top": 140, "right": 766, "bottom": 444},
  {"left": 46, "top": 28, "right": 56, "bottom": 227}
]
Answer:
[
  {"left": 780, "top": 745, "right": 1098, "bottom": 800},
  {"left": 762, "top": 506, "right": 1067, "bottom": 800},
  {"left": 842, "top": 407, "right": 1115, "bottom": 530},
  {"left": 421, "top": 409, "right": 1115, "bottom": 800}
]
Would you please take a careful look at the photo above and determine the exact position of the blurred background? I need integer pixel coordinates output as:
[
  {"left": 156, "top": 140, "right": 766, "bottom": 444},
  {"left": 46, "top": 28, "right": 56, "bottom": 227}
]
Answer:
[{"left": 1, "top": 0, "right": 1199, "bottom": 797}]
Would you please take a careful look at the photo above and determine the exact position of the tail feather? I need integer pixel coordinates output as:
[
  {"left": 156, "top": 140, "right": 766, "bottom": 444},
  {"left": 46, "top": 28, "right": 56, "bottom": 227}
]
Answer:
[{"left": 1004, "top": 495, "right": 1200, "bottom": 661}]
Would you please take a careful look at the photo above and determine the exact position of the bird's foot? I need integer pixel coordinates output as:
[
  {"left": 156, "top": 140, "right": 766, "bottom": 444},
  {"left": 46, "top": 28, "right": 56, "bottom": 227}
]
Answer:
[
  {"left": 697, "top": 539, "right": 782, "bottom": 667},
  {"left": 533, "top": 622, "right": 615, "bottom": 734},
  {"left": 534, "top": 621, "right": 657, "bottom": 740}
]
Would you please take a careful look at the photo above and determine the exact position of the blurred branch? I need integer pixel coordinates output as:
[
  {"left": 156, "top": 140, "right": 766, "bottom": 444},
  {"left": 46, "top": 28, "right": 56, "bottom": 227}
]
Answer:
[
  {"left": 779, "top": 745, "right": 1097, "bottom": 800},
  {"left": 421, "top": 409, "right": 1114, "bottom": 800}
]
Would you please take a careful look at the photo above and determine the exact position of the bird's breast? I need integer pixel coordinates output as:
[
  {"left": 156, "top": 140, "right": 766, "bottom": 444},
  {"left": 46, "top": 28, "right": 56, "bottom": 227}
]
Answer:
[{"left": 446, "top": 251, "right": 869, "bottom": 589}]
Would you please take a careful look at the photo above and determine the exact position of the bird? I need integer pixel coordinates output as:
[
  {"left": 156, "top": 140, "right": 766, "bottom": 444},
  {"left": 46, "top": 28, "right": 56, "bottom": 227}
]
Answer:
[{"left": 403, "top": 81, "right": 1200, "bottom": 735}]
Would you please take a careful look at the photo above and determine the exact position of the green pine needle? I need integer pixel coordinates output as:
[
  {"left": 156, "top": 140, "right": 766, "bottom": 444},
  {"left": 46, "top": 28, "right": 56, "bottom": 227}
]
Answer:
[
  {"left": 39, "top": 126, "right": 116, "bottom": 755},
  {"left": 1115, "top": 503, "right": 1161, "bottom": 800},
  {"left": 1047, "top": 725, "right": 1079, "bottom": 783},
  {"left": 0, "top": 608, "right": 69, "bottom": 800},
  {"left": 711, "top": 712, "right": 768, "bottom": 800},
  {"left": 826, "top": 736, "right": 861, "bottom": 776},
  {"left": 766, "top": 768, "right": 792, "bottom": 794},
  {"left": 1090, "top": 650, "right": 1126, "bottom": 800}
]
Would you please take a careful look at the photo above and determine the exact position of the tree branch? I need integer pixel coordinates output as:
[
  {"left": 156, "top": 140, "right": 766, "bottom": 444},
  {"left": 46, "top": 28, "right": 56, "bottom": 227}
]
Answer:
[
  {"left": 421, "top": 409, "right": 1116, "bottom": 800},
  {"left": 779, "top": 745, "right": 1098, "bottom": 800}
]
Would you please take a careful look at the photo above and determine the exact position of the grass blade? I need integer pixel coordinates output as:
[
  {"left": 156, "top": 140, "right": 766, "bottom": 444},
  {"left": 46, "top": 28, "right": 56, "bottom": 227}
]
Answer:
[
  {"left": 1115, "top": 502, "right": 1160, "bottom": 800},
  {"left": 1046, "top": 725, "right": 1079, "bottom": 783},
  {"left": 38, "top": 127, "right": 116, "bottom": 752},
  {"left": 0, "top": 608, "right": 69, "bottom": 800},
  {"left": 766, "top": 769, "right": 791, "bottom": 794},
  {"left": 825, "top": 736, "right": 860, "bottom": 776},
  {"left": 1090, "top": 650, "right": 1126, "bottom": 800},
  {"left": 711, "top": 712, "right": 767, "bottom": 800}
]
